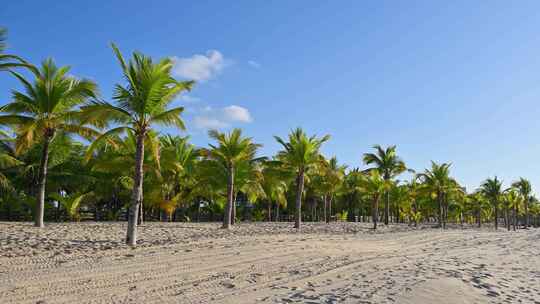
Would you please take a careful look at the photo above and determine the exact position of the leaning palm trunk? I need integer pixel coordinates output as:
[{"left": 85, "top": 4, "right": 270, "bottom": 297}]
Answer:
[
  {"left": 223, "top": 165, "right": 234, "bottom": 229},
  {"left": 35, "top": 136, "right": 52, "bottom": 228},
  {"left": 126, "top": 133, "right": 145, "bottom": 246},
  {"left": 294, "top": 169, "right": 304, "bottom": 229}
]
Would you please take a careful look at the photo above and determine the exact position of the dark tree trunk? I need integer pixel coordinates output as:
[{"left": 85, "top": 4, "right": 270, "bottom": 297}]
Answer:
[
  {"left": 126, "top": 132, "right": 145, "bottom": 246},
  {"left": 384, "top": 191, "right": 389, "bottom": 225},
  {"left": 267, "top": 200, "right": 272, "bottom": 221},
  {"left": 372, "top": 193, "right": 379, "bottom": 230},
  {"left": 494, "top": 202, "right": 498, "bottom": 230},
  {"left": 294, "top": 169, "right": 304, "bottom": 229},
  {"left": 437, "top": 192, "right": 443, "bottom": 229},
  {"left": 223, "top": 164, "right": 234, "bottom": 229},
  {"left": 232, "top": 192, "right": 237, "bottom": 225},
  {"left": 35, "top": 136, "right": 52, "bottom": 228},
  {"left": 323, "top": 195, "right": 328, "bottom": 223},
  {"left": 524, "top": 197, "right": 529, "bottom": 228}
]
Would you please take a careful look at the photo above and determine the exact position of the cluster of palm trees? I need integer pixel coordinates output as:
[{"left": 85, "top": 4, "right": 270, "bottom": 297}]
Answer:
[{"left": 1, "top": 28, "right": 539, "bottom": 246}]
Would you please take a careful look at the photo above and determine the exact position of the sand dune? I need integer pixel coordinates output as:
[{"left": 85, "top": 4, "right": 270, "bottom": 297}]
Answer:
[{"left": 0, "top": 222, "right": 539, "bottom": 304}]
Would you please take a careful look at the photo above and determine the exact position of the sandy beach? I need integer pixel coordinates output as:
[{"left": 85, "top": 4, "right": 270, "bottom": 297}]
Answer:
[{"left": 0, "top": 222, "right": 539, "bottom": 304}]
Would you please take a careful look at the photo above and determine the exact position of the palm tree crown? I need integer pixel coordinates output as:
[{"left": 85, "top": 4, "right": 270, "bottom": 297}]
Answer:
[
  {"left": 275, "top": 128, "right": 330, "bottom": 229},
  {"left": 0, "top": 58, "right": 98, "bottom": 228},
  {"left": 80, "top": 43, "right": 193, "bottom": 245}
]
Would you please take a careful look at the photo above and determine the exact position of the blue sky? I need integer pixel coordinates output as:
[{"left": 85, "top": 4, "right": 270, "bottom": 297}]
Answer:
[{"left": 2, "top": 1, "right": 540, "bottom": 192}]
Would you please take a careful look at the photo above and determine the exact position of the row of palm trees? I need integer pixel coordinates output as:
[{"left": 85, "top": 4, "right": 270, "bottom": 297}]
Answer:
[{"left": 1, "top": 28, "right": 539, "bottom": 247}]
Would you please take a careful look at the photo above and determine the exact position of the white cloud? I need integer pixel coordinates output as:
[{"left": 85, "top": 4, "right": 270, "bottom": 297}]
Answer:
[
  {"left": 192, "top": 105, "right": 253, "bottom": 129},
  {"left": 172, "top": 50, "right": 226, "bottom": 82},
  {"left": 248, "top": 60, "right": 261, "bottom": 69},
  {"left": 193, "top": 116, "right": 229, "bottom": 129},
  {"left": 223, "top": 105, "right": 252, "bottom": 122}
]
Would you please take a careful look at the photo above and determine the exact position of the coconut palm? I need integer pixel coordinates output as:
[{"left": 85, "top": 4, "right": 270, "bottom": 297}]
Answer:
[
  {"left": 275, "top": 128, "right": 330, "bottom": 229},
  {"left": 0, "top": 59, "right": 98, "bottom": 227},
  {"left": 363, "top": 145, "right": 406, "bottom": 225},
  {"left": 260, "top": 161, "right": 290, "bottom": 221},
  {"left": 201, "top": 128, "right": 261, "bottom": 229},
  {"left": 320, "top": 156, "right": 347, "bottom": 223},
  {"left": 80, "top": 43, "right": 193, "bottom": 245},
  {"left": 512, "top": 178, "right": 531, "bottom": 228},
  {"left": 504, "top": 188, "right": 523, "bottom": 231},
  {"left": 480, "top": 177, "right": 503, "bottom": 230},
  {"left": 418, "top": 161, "right": 459, "bottom": 229},
  {"left": 360, "top": 170, "right": 388, "bottom": 229}
]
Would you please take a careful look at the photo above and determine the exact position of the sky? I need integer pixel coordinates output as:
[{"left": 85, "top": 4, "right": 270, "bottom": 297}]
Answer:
[{"left": 2, "top": 1, "right": 540, "bottom": 192}]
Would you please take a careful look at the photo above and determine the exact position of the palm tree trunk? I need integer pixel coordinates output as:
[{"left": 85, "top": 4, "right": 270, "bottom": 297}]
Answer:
[
  {"left": 513, "top": 205, "right": 517, "bottom": 231},
  {"left": 275, "top": 203, "right": 280, "bottom": 222},
  {"left": 232, "top": 192, "right": 237, "bottom": 225},
  {"left": 494, "top": 202, "right": 498, "bottom": 230},
  {"left": 328, "top": 195, "right": 332, "bottom": 223},
  {"left": 35, "top": 136, "right": 52, "bottom": 228},
  {"left": 437, "top": 192, "right": 443, "bottom": 228},
  {"left": 294, "top": 169, "right": 304, "bottom": 229},
  {"left": 126, "top": 132, "right": 145, "bottom": 246},
  {"left": 323, "top": 195, "right": 328, "bottom": 223},
  {"left": 525, "top": 198, "right": 529, "bottom": 228},
  {"left": 384, "top": 191, "right": 389, "bottom": 225},
  {"left": 223, "top": 165, "right": 234, "bottom": 229},
  {"left": 267, "top": 200, "right": 272, "bottom": 221},
  {"left": 372, "top": 194, "right": 379, "bottom": 230}
]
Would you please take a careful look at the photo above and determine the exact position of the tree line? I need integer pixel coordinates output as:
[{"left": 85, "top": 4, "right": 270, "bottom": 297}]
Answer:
[{"left": 1, "top": 28, "right": 539, "bottom": 246}]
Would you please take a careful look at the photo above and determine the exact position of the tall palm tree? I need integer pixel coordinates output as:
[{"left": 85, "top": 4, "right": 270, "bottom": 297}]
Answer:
[
  {"left": 275, "top": 128, "right": 330, "bottom": 229},
  {"left": 480, "top": 177, "right": 503, "bottom": 230},
  {"left": 360, "top": 170, "right": 388, "bottom": 230},
  {"left": 80, "top": 43, "right": 193, "bottom": 245},
  {"left": 512, "top": 178, "right": 531, "bottom": 228},
  {"left": 363, "top": 145, "right": 406, "bottom": 225},
  {"left": 417, "top": 161, "right": 458, "bottom": 229},
  {"left": 0, "top": 59, "right": 97, "bottom": 227},
  {"left": 201, "top": 128, "right": 261, "bottom": 229}
]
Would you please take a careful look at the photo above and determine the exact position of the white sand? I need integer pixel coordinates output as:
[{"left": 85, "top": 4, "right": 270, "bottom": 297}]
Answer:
[{"left": 0, "top": 222, "right": 539, "bottom": 304}]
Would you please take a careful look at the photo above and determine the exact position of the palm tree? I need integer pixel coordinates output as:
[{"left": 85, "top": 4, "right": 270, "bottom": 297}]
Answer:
[
  {"left": 360, "top": 170, "right": 388, "bottom": 229},
  {"left": 418, "top": 161, "right": 453, "bottom": 229},
  {"left": 480, "top": 177, "right": 503, "bottom": 230},
  {"left": 80, "top": 43, "right": 193, "bottom": 245},
  {"left": 260, "top": 161, "right": 290, "bottom": 221},
  {"left": 275, "top": 128, "right": 329, "bottom": 229},
  {"left": 504, "top": 188, "right": 522, "bottom": 231},
  {"left": 320, "top": 156, "right": 346, "bottom": 223},
  {"left": 363, "top": 145, "right": 406, "bottom": 225},
  {"left": 201, "top": 128, "right": 261, "bottom": 229},
  {"left": 0, "top": 59, "right": 98, "bottom": 227},
  {"left": 512, "top": 178, "right": 531, "bottom": 228}
]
